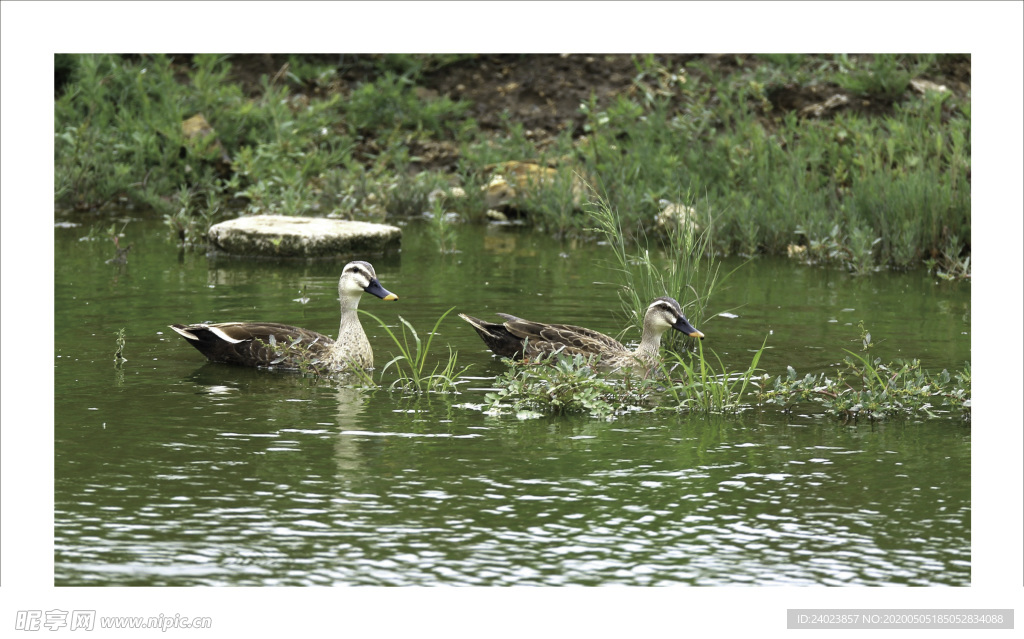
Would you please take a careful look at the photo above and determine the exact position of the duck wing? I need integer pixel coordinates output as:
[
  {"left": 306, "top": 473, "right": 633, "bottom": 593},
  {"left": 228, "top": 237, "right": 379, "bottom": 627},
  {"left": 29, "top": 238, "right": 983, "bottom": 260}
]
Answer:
[
  {"left": 170, "top": 322, "right": 333, "bottom": 368},
  {"left": 500, "top": 317, "right": 627, "bottom": 359}
]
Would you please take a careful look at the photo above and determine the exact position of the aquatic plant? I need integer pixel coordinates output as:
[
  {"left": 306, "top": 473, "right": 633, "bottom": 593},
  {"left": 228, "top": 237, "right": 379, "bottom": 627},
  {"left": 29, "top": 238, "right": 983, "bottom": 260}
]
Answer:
[
  {"left": 361, "top": 307, "right": 472, "bottom": 394},
  {"left": 586, "top": 192, "right": 735, "bottom": 353},
  {"left": 484, "top": 352, "right": 660, "bottom": 419},
  {"left": 113, "top": 327, "right": 127, "bottom": 364},
  {"left": 924, "top": 233, "right": 972, "bottom": 281},
  {"left": 426, "top": 189, "right": 459, "bottom": 255},
  {"left": 754, "top": 322, "right": 971, "bottom": 421},
  {"left": 658, "top": 337, "right": 768, "bottom": 413},
  {"left": 483, "top": 333, "right": 771, "bottom": 419},
  {"left": 792, "top": 223, "right": 882, "bottom": 275},
  {"left": 163, "top": 184, "right": 227, "bottom": 247}
]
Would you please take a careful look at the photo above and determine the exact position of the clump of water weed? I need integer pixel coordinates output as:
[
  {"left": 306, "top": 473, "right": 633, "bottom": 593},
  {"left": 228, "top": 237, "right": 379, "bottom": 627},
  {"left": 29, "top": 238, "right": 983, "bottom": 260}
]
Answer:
[
  {"left": 114, "top": 327, "right": 127, "bottom": 364},
  {"left": 484, "top": 352, "right": 661, "bottom": 420},
  {"left": 360, "top": 307, "right": 472, "bottom": 394},
  {"left": 657, "top": 337, "right": 768, "bottom": 413},
  {"left": 754, "top": 322, "right": 970, "bottom": 421},
  {"left": 483, "top": 333, "right": 770, "bottom": 419},
  {"left": 924, "top": 234, "right": 971, "bottom": 281}
]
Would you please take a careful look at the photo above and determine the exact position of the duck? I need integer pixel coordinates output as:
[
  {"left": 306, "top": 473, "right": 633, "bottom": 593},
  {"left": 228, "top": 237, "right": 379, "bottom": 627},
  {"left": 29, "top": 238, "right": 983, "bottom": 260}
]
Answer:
[
  {"left": 170, "top": 260, "right": 397, "bottom": 372},
  {"left": 459, "top": 296, "right": 704, "bottom": 373}
]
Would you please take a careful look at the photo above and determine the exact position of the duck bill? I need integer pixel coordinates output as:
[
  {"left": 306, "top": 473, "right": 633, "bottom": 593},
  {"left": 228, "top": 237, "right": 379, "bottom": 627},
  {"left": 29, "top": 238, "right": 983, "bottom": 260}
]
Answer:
[
  {"left": 672, "top": 317, "right": 704, "bottom": 339},
  {"left": 365, "top": 279, "right": 399, "bottom": 301}
]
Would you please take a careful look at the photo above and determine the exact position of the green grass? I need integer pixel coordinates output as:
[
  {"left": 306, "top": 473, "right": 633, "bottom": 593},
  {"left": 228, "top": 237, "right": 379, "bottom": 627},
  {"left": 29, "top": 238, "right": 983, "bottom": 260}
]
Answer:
[
  {"left": 834, "top": 54, "right": 937, "bottom": 102},
  {"left": 657, "top": 337, "right": 768, "bottom": 413},
  {"left": 359, "top": 307, "right": 472, "bottom": 393},
  {"left": 585, "top": 192, "right": 741, "bottom": 352},
  {"left": 55, "top": 53, "right": 970, "bottom": 276}
]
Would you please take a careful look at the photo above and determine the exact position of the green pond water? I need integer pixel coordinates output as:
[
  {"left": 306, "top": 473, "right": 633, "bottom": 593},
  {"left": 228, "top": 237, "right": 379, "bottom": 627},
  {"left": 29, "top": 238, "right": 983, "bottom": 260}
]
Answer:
[{"left": 54, "top": 215, "right": 971, "bottom": 586}]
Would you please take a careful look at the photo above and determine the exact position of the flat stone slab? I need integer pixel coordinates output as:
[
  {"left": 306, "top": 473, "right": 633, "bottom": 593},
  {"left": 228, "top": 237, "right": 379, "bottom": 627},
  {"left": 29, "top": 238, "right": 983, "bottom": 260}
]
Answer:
[{"left": 208, "top": 215, "right": 401, "bottom": 258}]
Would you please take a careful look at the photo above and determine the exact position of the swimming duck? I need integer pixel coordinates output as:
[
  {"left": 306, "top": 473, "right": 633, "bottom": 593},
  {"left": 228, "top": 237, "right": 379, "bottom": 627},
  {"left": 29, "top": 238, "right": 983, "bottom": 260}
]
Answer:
[
  {"left": 170, "top": 260, "right": 397, "bottom": 372},
  {"left": 459, "top": 296, "right": 704, "bottom": 373}
]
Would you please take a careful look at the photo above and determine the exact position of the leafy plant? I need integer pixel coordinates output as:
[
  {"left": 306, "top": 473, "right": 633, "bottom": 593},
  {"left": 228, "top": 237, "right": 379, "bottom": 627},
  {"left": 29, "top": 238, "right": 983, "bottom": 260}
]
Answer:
[
  {"left": 344, "top": 71, "right": 470, "bottom": 139},
  {"left": 114, "top": 328, "right": 127, "bottom": 364},
  {"left": 361, "top": 307, "right": 472, "bottom": 393},
  {"left": 55, "top": 54, "right": 205, "bottom": 214},
  {"left": 484, "top": 352, "right": 659, "bottom": 419},
  {"left": 754, "top": 322, "right": 971, "bottom": 420},
  {"left": 834, "top": 54, "right": 936, "bottom": 102},
  {"left": 658, "top": 337, "right": 768, "bottom": 413},
  {"left": 586, "top": 193, "right": 733, "bottom": 351},
  {"left": 426, "top": 190, "right": 459, "bottom": 254}
]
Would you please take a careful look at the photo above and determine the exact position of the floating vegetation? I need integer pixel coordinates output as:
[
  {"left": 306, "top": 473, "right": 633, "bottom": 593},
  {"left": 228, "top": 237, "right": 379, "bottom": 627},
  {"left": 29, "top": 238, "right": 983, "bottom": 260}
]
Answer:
[
  {"left": 754, "top": 322, "right": 970, "bottom": 421},
  {"left": 482, "top": 333, "right": 763, "bottom": 419},
  {"left": 113, "top": 327, "right": 127, "bottom": 364},
  {"left": 483, "top": 322, "right": 968, "bottom": 422},
  {"left": 484, "top": 352, "right": 661, "bottom": 419},
  {"left": 755, "top": 354, "right": 971, "bottom": 422}
]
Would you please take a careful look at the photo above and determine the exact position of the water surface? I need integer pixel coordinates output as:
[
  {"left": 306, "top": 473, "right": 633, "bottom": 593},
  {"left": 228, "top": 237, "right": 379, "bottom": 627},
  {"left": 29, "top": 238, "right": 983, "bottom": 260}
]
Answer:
[{"left": 54, "top": 215, "right": 971, "bottom": 586}]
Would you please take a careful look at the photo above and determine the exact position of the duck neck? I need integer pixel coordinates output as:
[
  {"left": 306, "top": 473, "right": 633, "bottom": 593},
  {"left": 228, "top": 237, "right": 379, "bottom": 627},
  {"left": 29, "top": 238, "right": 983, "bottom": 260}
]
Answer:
[
  {"left": 336, "top": 291, "right": 365, "bottom": 344},
  {"left": 632, "top": 324, "right": 665, "bottom": 363}
]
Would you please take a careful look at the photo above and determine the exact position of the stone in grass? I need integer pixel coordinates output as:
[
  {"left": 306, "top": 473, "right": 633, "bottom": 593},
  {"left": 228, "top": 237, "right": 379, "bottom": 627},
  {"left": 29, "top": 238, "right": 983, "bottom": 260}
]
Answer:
[{"left": 208, "top": 215, "right": 401, "bottom": 259}]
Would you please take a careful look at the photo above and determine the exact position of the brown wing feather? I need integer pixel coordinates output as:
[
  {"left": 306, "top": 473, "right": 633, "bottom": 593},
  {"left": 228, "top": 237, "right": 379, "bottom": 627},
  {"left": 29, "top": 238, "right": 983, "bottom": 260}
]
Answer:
[
  {"left": 211, "top": 322, "right": 327, "bottom": 343},
  {"left": 172, "top": 322, "right": 333, "bottom": 368},
  {"left": 462, "top": 312, "right": 632, "bottom": 363},
  {"left": 503, "top": 319, "right": 628, "bottom": 359}
]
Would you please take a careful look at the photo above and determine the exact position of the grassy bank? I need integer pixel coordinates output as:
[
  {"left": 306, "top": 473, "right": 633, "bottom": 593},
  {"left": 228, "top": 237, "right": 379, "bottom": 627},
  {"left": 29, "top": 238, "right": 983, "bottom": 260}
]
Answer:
[{"left": 55, "top": 53, "right": 970, "bottom": 275}]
